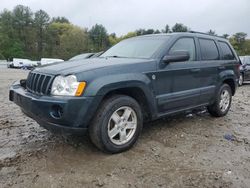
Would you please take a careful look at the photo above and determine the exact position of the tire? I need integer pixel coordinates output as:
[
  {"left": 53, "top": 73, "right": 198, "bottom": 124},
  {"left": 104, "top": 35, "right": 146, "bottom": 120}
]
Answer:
[
  {"left": 89, "top": 95, "right": 143, "bottom": 154},
  {"left": 238, "top": 73, "right": 244, "bottom": 86},
  {"left": 207, "top": 84, "right": 232, "bottom": 117}
]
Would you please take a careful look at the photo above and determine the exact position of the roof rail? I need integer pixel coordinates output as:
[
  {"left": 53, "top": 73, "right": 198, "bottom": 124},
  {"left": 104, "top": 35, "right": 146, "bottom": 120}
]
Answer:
[
  {"left": 188, "top": 31, "right": 226, "bottom": 39},
  {"left": 189, "top": 30, "right": 213, "bottom": 36}
]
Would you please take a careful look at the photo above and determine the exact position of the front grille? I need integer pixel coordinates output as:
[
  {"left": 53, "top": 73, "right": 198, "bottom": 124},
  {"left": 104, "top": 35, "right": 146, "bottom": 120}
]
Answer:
[{"left": 26, "top": 72, "right": 54, "bottom": 95}]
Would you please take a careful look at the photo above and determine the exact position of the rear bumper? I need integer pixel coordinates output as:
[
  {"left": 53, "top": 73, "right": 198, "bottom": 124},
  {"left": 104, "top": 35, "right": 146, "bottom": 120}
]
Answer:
[{"left": 9, "top": 80, "right": 99, "bottom": 135}]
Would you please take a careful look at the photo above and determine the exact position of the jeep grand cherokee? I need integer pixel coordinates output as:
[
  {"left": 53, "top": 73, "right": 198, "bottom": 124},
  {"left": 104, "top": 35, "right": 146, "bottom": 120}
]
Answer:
[{"left": 10, "top": 32, "right": 240, "bottom": 153}]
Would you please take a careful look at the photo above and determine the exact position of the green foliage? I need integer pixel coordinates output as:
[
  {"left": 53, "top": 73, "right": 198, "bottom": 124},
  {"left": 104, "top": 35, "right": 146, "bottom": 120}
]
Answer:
[
  {"left": 229, "top": 33, "right": 250, "bottom": 55},
  {"left": 222, "top": 34, "right": 229, "bottom": 39},
  {"left": 51, "top": 17, "right": 70, "bottom": 24},
  {"left": 162, "top": 25, "right": 171, "bottom": 33},
  {"left": 207, "top": 30, "right": 217, "bottom": 36},
  {"left": 0, "top": 52, "right": 4, "bottom": 59},
  {"left": 136, "top": 29, "right": 156, "bottom": 36},
  {"left": 88, "top": 24, "right": 109, "bottom": 52},
  {"left": 34, "top": 10, "right": 50, "bottom": 58},
  {"left": 172, "top": 23, "right": 188, "bottom": 32},
  {"left": 0, "top": 5, "right": 250, "bottom": 61}
]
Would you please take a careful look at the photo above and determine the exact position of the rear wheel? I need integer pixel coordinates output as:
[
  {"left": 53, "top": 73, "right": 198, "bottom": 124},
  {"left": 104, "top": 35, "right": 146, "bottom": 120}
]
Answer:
[
  {"left": 238, "top": 73, "right": 244, "bottom": 86},
  {"left": 89, "top": 95, "right": 143, "bottom": 153},
  {"left": 207, "top": 84, "right": 232, "bottom": 117}
]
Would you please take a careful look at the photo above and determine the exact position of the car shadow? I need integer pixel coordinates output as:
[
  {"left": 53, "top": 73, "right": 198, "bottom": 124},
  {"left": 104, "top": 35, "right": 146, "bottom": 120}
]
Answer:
[{"left": 56, "top": 107, "right": 210, "bottom": 154}]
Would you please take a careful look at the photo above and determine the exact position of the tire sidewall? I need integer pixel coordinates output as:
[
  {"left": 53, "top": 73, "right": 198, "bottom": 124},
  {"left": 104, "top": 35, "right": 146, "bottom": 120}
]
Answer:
[
  {"left": 239, "top": 73, "right": 244, "bottom": 86},
  {"left": 99, "top": 96, "right": 143, "bottom": 153},
  {"left": 215, "top": 84, "right": 232, "bottom": 116}
]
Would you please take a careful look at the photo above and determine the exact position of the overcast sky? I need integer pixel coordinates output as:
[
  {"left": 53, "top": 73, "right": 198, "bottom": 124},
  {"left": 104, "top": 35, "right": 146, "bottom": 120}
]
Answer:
[{"left": 1, "top": 0, "right": 250, "bottom": 37}]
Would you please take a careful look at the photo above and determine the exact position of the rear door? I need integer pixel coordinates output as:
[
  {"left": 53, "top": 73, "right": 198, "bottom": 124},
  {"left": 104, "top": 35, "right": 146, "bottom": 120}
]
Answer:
[
  {"left": 155, "top": 37, "right": 201, "bottom": 113},
  {"left": 217, "top": 40, "right": 239, "bottom": 79},
  {"left": 198, "top": 38, "right": 221, "bottom": 104}
]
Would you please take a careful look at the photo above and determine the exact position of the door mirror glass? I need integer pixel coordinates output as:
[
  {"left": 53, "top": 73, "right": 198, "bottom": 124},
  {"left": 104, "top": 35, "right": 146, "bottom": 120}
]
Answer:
[{"left": 163, "top": 50, "right": 190, "bottom": 63}]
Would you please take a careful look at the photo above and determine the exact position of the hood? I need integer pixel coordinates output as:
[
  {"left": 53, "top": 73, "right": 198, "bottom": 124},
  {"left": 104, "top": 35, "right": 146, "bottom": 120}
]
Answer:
[{"left": 34, "top": 57, "right": 153, "bottom": 75}]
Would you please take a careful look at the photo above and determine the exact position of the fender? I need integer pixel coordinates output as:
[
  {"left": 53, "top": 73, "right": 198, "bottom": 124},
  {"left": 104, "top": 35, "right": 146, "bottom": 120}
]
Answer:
[
  {"left": 217, "top": 69, "right": 237, "bottom": 94},
  {"left": 84, "top": 73, "right": 158, "bottom": 119},
  {"left": 219, "top": 69, "right": 236, "bottom": 81}
]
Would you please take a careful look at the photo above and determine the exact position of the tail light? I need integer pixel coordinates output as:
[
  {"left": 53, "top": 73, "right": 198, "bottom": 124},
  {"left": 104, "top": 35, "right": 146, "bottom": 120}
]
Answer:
[
  {"left": 236, "top": 62, "right": 241, "bottom": 77},
  {"left": 236, "top": 63, "right": 240, "bottom": 71}
]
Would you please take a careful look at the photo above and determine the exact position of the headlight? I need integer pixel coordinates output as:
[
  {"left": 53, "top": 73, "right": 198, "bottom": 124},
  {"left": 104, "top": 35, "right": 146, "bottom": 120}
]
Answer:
[{"left": 51, "top": 75, "right": 86, "bottom": 96}]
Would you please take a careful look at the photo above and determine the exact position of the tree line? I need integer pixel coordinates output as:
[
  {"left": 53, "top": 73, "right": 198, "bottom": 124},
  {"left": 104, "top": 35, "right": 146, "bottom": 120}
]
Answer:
[{"left": 0, "top": 5, "right": 250, "bottom": 61}]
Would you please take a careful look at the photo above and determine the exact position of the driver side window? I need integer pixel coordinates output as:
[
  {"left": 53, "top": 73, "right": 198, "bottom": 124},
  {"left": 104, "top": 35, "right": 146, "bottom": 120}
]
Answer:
[{"left": 169, "top": 38, "right": 196, "bottom": 61}]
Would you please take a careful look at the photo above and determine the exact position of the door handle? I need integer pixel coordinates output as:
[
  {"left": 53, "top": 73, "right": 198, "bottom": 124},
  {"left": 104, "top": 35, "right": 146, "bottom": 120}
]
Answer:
[
  {"left": 218, "top": 66, "right": 226, "bottom": 70},
  {"left": 190, "top": 68, "right": 201, "bottom": 73}
]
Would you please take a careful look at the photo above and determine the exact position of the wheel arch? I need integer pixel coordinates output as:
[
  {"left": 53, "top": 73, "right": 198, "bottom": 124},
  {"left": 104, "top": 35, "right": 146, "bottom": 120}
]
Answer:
[
  {"left": 219, "top": 70, "right": 237, "bottom": 96},
  {"left": 101, "top": 86, "right": 157, "bottom": 121},
  {"left": 222, "top": 78, "right": 236, "bottom": 96}
]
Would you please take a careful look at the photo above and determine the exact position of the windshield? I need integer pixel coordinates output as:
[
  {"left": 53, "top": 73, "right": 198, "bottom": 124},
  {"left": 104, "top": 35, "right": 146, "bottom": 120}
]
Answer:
[{"left": 101, "top": 36, "right": 169, "bottom": 59}]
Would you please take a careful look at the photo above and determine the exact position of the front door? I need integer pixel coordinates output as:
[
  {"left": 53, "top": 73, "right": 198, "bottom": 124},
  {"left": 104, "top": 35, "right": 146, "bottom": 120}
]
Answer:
[{"left": 155, "top": 37, "right": 201, "bottom": 114}]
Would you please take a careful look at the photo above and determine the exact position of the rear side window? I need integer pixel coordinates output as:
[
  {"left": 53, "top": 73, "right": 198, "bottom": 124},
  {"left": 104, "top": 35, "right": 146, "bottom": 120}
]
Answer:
[
  {"left": 199, "top": 39, "right": 219, "bottom": 60},
  {"left": 169, "top": 38, "right": 196, "bottom": 61},
  {"left": 219, "top": 41, "right": 235, "bottom": 60}
]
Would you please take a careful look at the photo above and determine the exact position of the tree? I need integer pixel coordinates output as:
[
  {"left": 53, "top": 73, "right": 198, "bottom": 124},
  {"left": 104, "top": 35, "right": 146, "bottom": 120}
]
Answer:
[
  {"left": 88, "top": 24, "right": 109, "bottom": 51},
  {"left": 2, "top": 5, "right": 250, "bottom": 60},
  {"left": 46, "top": 22, "right": 73, "bottom": 57},
  {"left": 154, "top": 29, "right": 161, "bottom": 34},
  {"left": 51, "top": 17, "right": 70, "bottom": 24},
  {"left": 172, "top": 23, "right": 188, "bottom": 32},
  {"left": 12, "top": 5, "right": 34, "bottom": 58},
  {"left": 0, "top": 10, "right": 13, "bottom": 59},
  {"left": 0, "top": 9, "right": 25, "bottom": 60},
  {"left": 108, "top": 33, "right": 119, "bottom": 46},
  {"left": 34, "top": 10, "right": 50, "bottom": 58},
  {"left": 46, "top": 22, "right": 88, "bottom": 59},
  {"left": 230, "top": 32, "right": 248, "bottom": 55},
  {"left": 207, "top": 30, "right": 217, "bottom": 36},
  {"left": 122, "top": 32, "right": 137, "bottom": 39},
  {"left": 162, "top": 24, "right": 171, "bottom": 33},
  {"left": 222, "top": 34, "right": 230, "bottom": 39},
  {"left": 59, "top": 26, "right": 88, "bottom": 59},
  {"left": 233, "top": 32, "right": 247, "bottom": 43},
  {"left": 136, "top": 29, "right": 145, "bottom": 36}
]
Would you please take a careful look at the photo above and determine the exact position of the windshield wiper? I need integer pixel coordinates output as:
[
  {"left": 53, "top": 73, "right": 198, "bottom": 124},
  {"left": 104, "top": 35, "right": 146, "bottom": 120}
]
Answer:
[{"left": 104, "top": 55, "right": 126, "bottom": 58}]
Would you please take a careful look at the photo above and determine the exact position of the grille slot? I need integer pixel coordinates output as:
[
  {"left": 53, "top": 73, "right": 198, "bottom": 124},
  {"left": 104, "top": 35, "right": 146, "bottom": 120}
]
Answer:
[{"left": 26, "top": 72, "right": 54, "bottom": 95}]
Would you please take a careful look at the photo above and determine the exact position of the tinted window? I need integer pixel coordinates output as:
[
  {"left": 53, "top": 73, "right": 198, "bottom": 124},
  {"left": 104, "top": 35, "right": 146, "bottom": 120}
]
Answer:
[
  {"left": 199, "top": 39, "right": 219, "bottom": 60},
  {"left": 169, "top": 38, "right": 196, "bottom": 61},
  {"left": 219, "top": 42, "right": 235, "bottom": 60}
]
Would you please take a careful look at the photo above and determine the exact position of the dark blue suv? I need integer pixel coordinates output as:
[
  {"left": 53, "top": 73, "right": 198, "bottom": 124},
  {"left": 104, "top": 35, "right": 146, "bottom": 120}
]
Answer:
[{"left": 10, "top": 32, "right": 240, "bottom": 153}]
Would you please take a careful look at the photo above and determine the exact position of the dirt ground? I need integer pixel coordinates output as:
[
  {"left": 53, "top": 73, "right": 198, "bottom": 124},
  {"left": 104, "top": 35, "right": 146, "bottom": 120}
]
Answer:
[{"left": 0, "top": 66, "right": 250, "bottom": 188}]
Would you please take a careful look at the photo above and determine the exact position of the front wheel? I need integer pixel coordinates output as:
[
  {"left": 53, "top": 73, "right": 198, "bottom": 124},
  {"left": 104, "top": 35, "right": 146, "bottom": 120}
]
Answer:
[
  {"left": 89, "top": 95, "right": 143, "bottom": 153},
  {"left": 207, "top": 84, "right": 232, "bottom": 117}
]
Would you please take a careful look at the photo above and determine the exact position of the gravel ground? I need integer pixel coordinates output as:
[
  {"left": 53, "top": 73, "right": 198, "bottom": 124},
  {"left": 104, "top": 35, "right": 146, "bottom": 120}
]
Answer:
[{"left": 0, "top": 66, "right": 250, "bottom": 188}]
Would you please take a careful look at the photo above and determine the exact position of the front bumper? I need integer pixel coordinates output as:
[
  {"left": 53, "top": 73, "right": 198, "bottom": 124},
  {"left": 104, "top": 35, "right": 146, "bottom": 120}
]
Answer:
[{"left": 9, "top": 80, "right": 99, "bottom": 135}]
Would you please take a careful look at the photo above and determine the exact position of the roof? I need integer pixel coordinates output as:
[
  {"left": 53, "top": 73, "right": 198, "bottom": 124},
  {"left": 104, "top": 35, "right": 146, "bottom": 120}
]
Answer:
[{"left": 134, "top": 32, "right": 228, "bottom": 42}]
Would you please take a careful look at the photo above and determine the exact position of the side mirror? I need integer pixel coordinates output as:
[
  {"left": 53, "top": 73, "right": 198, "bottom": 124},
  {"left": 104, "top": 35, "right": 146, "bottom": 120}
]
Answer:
[{"left": 163, "top": 50, "right": 190, "bottom": 63}]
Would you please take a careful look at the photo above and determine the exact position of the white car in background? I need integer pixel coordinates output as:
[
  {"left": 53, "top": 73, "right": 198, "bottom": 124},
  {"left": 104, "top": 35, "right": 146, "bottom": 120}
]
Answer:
[
  {"left": 12, "top": 58, "right": 38, "bottom": 69},
  {"left": 39, "top": 58, "right": 64, "bottom": 66}
]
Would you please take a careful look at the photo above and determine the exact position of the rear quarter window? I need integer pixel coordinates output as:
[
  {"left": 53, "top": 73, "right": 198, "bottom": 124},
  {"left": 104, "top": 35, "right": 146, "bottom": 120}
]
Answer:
[
  {"left": 219, "top": 41, "right": 235, "bottom": 60},
  {"left": 199, "top": 38, "right": 219, "bottom": 60}
]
